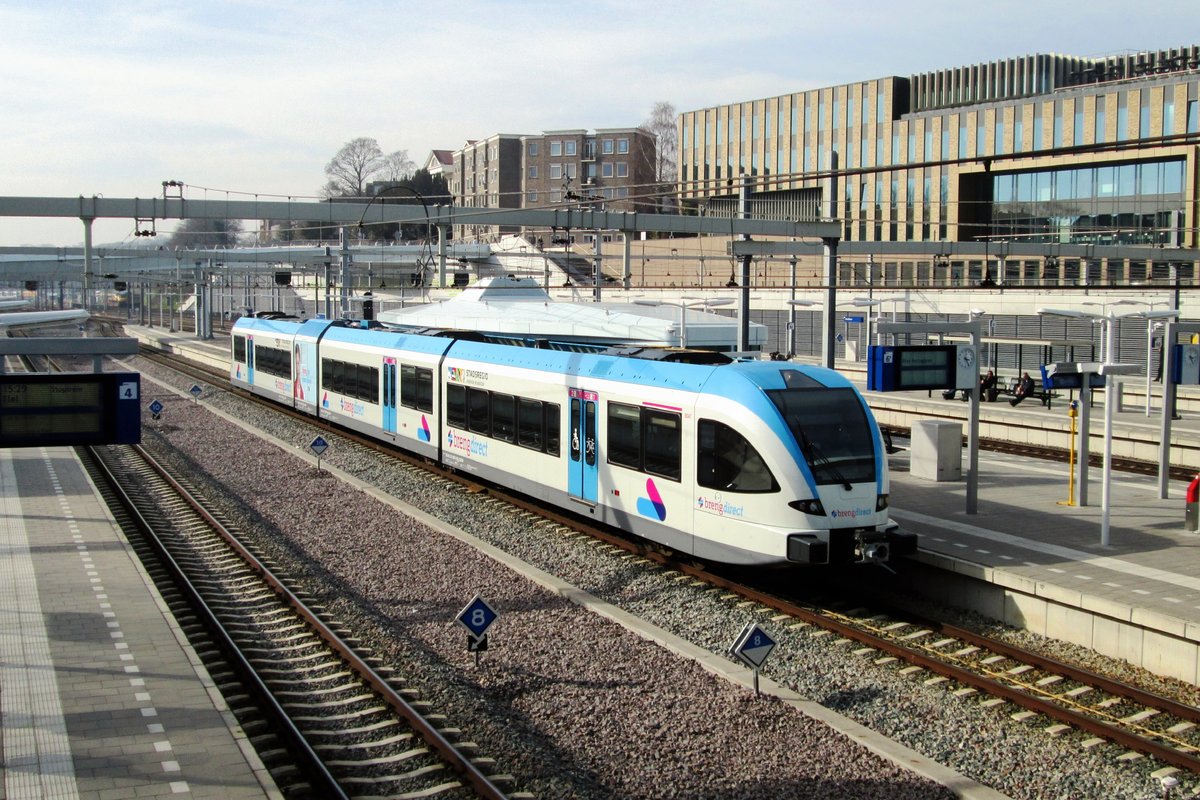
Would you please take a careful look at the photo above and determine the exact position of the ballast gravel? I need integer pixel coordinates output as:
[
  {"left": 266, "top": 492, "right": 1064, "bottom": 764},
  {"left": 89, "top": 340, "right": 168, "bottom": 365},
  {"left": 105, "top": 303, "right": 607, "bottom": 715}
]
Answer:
[{"left": 130, "top": 356, "right": 1195, "bottom": 800}]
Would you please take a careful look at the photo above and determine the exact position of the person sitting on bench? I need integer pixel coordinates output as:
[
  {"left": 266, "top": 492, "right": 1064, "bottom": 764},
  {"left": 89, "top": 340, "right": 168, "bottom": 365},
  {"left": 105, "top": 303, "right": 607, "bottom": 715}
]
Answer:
[
  {"left": 980, "top": 370, "right": 998, "bottom": 402},
  {"left": 1009, "top": 371, "right": 1035, "bottom": 406}
]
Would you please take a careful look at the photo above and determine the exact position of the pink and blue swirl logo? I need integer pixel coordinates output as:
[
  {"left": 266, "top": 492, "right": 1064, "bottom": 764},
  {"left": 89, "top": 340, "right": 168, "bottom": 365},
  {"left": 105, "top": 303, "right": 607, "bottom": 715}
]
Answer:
[
  {"left": 636, "top": 478, "right": 667, "bottom": 521},
  {"left": 417, "top": 415, "right": 431, "bottom": 442}
]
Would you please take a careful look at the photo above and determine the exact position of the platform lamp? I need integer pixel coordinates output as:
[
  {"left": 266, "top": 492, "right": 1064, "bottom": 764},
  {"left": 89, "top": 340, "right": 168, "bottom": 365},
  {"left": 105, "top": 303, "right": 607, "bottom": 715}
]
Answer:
[{"left": 786, "top": 299, "right": 820, "bottom": 358}]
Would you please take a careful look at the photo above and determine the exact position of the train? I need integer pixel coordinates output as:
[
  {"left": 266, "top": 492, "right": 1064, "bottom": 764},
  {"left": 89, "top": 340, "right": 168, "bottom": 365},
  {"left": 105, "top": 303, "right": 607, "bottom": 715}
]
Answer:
[{"left": 229, "top": 316, "right": 915, "bottom": 567}]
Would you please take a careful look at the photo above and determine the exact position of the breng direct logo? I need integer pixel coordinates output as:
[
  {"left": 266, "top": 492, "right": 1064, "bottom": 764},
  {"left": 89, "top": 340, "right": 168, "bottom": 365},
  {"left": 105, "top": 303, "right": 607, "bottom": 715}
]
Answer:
[
  {"left": 696, "top": 495, "right": 745, "bottom": 518},
  {"left": 830, "top": 507, "right": 874, "bottom": 519},
  {"left": 446, "top": 430, "right": 488, "bottom": 457},
  {"left": 417, "top": 415, "right": 431, "bottom": 442}
]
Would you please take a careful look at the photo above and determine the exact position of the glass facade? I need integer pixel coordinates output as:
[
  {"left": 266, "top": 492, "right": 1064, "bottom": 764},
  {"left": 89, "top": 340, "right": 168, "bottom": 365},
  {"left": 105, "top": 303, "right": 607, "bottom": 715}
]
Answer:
[{"left": 992, "top": 159, "right": 1185, "bottom": 244}]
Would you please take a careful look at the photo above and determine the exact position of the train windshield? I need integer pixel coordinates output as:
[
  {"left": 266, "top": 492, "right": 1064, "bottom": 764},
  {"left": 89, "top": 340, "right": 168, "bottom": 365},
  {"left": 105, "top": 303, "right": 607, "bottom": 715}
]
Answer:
[{"left": 765, "top": 388, "right": 876, "bottom": 487}]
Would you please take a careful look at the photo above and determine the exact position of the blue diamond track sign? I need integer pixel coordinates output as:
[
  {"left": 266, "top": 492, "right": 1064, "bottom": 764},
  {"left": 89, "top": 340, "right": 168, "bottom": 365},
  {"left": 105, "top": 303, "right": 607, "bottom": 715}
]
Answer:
[
  {"left": 731, "top": 622, "right": 776, "bottom": 670},
  {"left": 456, "top": 594, "right": 498, "bottom": 639}
]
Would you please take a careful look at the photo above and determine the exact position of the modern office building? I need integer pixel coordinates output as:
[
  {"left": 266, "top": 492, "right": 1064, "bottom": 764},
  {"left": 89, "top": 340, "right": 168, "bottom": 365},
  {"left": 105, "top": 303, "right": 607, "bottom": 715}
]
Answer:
[
  {"left": 677, "top": 46, "right": 1200, "bottom": 283},
  {"left": 450, "top": 128, "right": 657, "bottom": 242}
]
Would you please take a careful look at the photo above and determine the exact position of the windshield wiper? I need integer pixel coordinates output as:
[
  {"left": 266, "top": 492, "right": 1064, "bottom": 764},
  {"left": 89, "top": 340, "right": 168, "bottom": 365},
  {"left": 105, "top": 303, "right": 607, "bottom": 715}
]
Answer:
[{"left": 796, "top": 428, "right": 852, "bottom": 491}]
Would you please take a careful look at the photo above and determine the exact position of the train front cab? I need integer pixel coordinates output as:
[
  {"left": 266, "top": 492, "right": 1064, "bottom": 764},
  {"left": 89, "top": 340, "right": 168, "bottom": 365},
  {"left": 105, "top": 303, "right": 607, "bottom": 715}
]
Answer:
[{"left": 693, "top": 363, "right": 915, "bottom": 567}]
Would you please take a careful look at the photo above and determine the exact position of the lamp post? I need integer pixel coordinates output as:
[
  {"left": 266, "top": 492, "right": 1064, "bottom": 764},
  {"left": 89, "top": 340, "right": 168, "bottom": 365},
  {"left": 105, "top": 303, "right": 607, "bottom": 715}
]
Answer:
[
  {"left": 1127, "top": 303, "right": 1177, "bottom": 416},
  {"left": 851, "top": 297, "right": 883, "bottom": 348},
  {"left": 1081, "top": 299, "right": 1139, "bottom": 361},
  {"left": 634, "top": 296, "right": 734, "bottom": 348},
  {"left": 786, "top": 299, "right": 820, "bottom": 358}
]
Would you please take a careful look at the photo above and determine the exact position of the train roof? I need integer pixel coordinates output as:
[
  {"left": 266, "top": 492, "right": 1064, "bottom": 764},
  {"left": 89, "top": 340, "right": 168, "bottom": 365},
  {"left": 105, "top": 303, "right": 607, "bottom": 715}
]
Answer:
[{"left": 443, "top": 337, "right": 853, "bottom": 398}]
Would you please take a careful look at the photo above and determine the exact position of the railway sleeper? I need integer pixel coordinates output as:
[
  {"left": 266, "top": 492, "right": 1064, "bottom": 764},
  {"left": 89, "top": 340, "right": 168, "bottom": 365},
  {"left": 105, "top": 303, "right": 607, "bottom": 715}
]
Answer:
[
  {"left": 304, "top": 719, "right": 403, "bottom": 737},
  {"left": 291, "top": 707, "right": 391, "bottom": 723},
  {"left": 282, "top": 693, "right": 377, "bottom": 710},
  {"left": 312, "top": 732, "right": 415, "bottom": 751},
  {"left": 276, "top": 684, "right": 368, "bottom": 700},
  {"left": 325, "top": 747, "right": 432, "bottom": 768},
  {"left": 266, "top": 669, "right": 354, "bottom": 686}
]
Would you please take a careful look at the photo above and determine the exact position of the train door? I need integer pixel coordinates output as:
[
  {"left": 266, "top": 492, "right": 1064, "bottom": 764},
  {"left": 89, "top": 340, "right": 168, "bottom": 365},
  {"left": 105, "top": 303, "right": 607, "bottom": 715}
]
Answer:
[
  {"left": 568, "top": 388, "right": 598, "bottom": 504},
  {"left": 382, "top": 357, "right": 397, "bottom": 434},
  {"left": 246, "top": 336, "right": 255, "bottom": 384}
]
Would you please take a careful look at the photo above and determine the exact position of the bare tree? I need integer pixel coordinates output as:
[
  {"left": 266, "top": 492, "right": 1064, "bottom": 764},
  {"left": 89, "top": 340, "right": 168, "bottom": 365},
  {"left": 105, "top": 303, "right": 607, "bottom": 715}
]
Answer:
[
  {"left": 322, "top": 137, "right": 385, "bottom": 198},
  {"left": 643, "top": 101, "right": 678, "bottom": 183},
  {"left": 379, "top": 150, "right": 416, "bottom": 182}
]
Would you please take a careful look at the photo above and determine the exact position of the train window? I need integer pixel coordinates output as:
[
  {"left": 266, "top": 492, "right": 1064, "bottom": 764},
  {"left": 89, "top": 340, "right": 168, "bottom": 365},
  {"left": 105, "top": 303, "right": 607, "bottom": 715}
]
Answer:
[
  {"left": 467, "top": 387, "right": 490, "bottom": 436},
  {"left": 517, "top": 398, "right": 543, "bottom": 450},
  {"left": 545, "top": 402, "right": 560, "bottom": 456},
  {"left": 570, "top": 400, "right": 581, "bottom": 461},
  {"left": 584, "top": 401, "right": 596, "bottom": 467},
  {"left": 643, "top": 410, "right": 681, "bottom": 481},
  {"left": 446, "top": 384, "right": 466, "bottom": 428},
  {"left": 400, "top": 364, "right": 417, "bottom": 408},
  {"left": 255, "top": 345, "right": 291, "bottom": 378},
  {"left": 400, "top": 365, "right": 434, "bottom": 412},
  {"left": 322, "top": 358, "right": 341, "bottom": 392},
  {"left": 357, "top": 364, "right": 379, "bottom": 402},
  {"left": 233, "top": 336, "right": 246, "bottom": 363},
  {"left": 320, "top": 358, "right": 376, "bottom": 402},
  {"left": 492, "top": 393, "right": 515, "bottom": 442},
  {"left": 607, "top": 402, "right": 641, "bottom": 470},
  {"left": 416, "top": 367, "right": 433, "bottom": 412},
  {"left": 766, "top": 387, "right": 876, "bottom": 486},
  {"left": 697, "top": 419, "right": 778, "bottom": 493}
]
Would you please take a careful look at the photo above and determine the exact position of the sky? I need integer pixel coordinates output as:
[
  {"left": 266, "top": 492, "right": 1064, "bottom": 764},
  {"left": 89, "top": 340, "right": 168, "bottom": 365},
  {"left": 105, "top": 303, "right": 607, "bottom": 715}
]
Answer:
[{"left": 2, "top": 0, "right": 1198, "bottom": 247}]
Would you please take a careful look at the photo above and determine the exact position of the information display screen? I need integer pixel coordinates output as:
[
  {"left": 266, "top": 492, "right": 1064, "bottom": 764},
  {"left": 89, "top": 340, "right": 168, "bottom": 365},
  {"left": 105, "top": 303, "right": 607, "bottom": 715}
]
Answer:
[
  {"left": 895, "top": 347, "right": 952, "bottom": 388},
  {"left": 0, "top": 373, "right": 140, "bottom": 447},
  {"left": 868, "top": 345, "right": 959, "bottom": 392}
]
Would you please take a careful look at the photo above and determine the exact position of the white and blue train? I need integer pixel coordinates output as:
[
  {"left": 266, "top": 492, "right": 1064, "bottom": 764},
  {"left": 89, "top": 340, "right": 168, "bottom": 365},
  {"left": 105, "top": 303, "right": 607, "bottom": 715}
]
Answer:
[{"left": 230, "top": 316, "right": 914, "bottom": 567}]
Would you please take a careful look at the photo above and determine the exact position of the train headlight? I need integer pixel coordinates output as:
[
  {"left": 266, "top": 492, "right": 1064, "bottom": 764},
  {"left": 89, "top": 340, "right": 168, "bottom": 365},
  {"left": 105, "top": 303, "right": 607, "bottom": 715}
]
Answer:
[
  {"left": 789, "top": 499, "right": 826, "bottom": 516},
  {"left": 876, "top": 494, "right": 889, "bottom": 512}
]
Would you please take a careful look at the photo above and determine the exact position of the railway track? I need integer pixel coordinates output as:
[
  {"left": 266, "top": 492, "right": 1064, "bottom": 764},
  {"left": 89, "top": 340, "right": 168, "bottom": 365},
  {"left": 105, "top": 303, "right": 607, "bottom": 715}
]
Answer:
[
  {"left": 81, "top": 441, "right": 519, "bottom": 800},
  {"left": 135, "top": 344, "right": 1200, "bottom": 780}
]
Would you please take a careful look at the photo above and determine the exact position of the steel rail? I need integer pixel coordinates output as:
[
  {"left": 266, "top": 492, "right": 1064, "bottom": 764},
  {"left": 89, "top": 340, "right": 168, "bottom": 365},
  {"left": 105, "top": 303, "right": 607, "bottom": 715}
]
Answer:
[
  {"left": 122, "top": 443, "right": 512, "bottom": 800},
  {"left": 82, "top": 444, "right": 350, "bottom": 799}
]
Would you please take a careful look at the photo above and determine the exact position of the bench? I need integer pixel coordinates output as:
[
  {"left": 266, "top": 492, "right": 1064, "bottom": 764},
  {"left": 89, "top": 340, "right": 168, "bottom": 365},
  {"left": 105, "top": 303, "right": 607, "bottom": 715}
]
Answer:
[{"left": 987, "top": 374, "right": 1059, "bottom": 408}]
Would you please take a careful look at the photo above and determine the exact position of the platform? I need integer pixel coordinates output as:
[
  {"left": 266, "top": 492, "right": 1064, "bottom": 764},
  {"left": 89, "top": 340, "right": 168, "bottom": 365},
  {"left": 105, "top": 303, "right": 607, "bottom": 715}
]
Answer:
[
  {"left": 888, "top": 442, "right": 1200, "bottom": 684},
  {"left": 0, "top": 446, "right": 278, "bottom": 799}
]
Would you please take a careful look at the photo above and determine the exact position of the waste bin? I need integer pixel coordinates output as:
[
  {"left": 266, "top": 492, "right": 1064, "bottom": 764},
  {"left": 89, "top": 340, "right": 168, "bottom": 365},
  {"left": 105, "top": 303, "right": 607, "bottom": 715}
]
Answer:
[{"left": 1187, "top": 475, "right": 1200, "bottom": 533}]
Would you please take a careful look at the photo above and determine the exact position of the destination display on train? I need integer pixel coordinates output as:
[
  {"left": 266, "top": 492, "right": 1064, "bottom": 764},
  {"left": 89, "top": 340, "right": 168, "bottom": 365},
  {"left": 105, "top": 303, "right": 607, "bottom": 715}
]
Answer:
[{"left": 0, "top": 373, "right": 141, "bottom": 447}]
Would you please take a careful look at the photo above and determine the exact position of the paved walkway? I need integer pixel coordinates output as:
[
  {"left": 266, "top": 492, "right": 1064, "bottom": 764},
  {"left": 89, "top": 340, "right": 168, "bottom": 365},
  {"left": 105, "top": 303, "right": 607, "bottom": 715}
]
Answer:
[{"left": 0, "top": 446, "right": 278, "bottom": 799}]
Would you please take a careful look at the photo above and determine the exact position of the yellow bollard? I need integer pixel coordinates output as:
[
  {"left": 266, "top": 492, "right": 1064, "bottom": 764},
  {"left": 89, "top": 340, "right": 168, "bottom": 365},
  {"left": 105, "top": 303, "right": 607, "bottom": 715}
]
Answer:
[{"left": 1058, "top": 400, "right": 1078, "bottom": 507}]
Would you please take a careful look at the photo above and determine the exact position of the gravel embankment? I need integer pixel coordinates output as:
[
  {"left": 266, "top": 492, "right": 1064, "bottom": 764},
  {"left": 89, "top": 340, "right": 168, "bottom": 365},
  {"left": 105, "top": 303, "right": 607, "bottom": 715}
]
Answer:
[{"left": 131, "top": 357, "right": 1193, "bottom": 800}]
